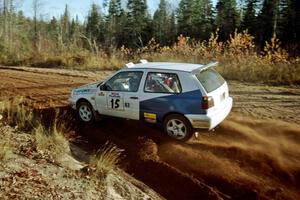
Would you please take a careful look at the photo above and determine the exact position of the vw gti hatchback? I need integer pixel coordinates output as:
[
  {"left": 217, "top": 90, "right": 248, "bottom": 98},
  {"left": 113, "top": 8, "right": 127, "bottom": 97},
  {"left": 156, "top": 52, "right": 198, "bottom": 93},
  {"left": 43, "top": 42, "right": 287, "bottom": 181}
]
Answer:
[{"left": 69, "top": 60, "right": 233, "bottom": 141}]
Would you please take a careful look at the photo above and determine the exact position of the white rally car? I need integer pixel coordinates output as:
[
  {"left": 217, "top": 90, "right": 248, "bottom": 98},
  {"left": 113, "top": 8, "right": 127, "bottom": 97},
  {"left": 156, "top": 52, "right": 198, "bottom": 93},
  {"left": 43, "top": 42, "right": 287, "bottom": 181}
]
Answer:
[{"left": 69, "top": 60, "right": 233, "bottom": 141}]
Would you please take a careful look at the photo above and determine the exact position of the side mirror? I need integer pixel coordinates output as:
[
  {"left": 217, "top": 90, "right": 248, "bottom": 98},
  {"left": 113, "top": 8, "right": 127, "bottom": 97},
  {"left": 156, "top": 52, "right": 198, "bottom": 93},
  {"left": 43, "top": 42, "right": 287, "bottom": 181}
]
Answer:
[
  {"left": 100, "top": 83, "right": 112, "bottom": 91},
  {"left": 100, "top": 84, "right": 106, "bottom": 91},
  {"left": 97, "top": 81, "right": 103, "bottom": 87}
]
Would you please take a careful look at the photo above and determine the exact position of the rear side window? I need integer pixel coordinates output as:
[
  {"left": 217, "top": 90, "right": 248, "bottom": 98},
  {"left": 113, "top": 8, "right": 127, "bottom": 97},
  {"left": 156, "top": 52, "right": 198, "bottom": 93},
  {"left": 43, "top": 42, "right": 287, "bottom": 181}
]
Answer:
[
  {"left": 196, "top": 69, "right": 225, "bottom": 93},
  {"left": 144, "top": 72, "right": 182, "bottom": 94}
]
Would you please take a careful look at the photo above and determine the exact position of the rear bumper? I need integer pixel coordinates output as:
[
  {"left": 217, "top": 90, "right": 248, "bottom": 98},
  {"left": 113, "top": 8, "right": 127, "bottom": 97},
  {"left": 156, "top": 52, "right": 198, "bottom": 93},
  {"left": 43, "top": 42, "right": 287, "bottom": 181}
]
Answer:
[{"left": 185, "top": 97, "right": 233, "bottom": 130}]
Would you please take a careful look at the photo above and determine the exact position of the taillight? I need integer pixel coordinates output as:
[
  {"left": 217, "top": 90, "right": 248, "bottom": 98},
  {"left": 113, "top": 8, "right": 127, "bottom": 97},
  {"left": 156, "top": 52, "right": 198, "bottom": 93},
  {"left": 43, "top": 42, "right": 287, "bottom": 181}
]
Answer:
[{"left": 202, "top": 96, "right": 214, "bottom": 109}]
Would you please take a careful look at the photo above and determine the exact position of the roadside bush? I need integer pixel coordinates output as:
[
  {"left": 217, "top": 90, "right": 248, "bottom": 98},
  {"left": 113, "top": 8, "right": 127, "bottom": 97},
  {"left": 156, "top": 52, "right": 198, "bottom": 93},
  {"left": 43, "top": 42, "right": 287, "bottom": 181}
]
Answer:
[
  {"left": 34, "top": 124, "right": 70, "bottom": 161},
  {"left": 0, "top": 30, "right": 299, "bottom": 85},
  {"left": 90, "top": 142, "right": 123, "bottom": 175},
  {"left": 138, "top": 30, "right": 299, "bottom": 85},
  {"left": 0, "top": 133, "right": 12, "bottom": 161},
  {"left": 0, "top": 97, "right": 34, "bottom": 131}
]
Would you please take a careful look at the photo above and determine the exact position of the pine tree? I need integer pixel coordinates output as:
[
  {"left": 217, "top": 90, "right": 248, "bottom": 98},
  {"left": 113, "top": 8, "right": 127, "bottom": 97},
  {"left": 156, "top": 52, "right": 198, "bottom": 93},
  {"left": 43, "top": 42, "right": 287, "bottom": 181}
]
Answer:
[
  {"left": 48, "top": 16, "right": 58, "bottom": 38},
  {"left": 238, "top": 0, "right": 246, "bottom": 21},
  {"left": 32, "top": 0, "right": 40, "bottom": 51},
  {"left": 257, "top": 0, "right": 280, "bottom": 48},
  {"left": 126, "top": 0, "right": 149, "bottom": 47},
  {"left": 2, "top": 0, "right": 9, "bottom": 42},
  {"left": 61, "top": 4, "right": 70, "bottom": 42},
  {"left": 86, "top": 3, "right": 104, "bottom": 44},
  {"left": 177, "top": 0, "right": 193, "bottom": 37},
  {"left": 168, "top": 11, "right": 177, "bottom": 44},
  {"left": 153, "top": 0, "right": 169, "bottom": 45},
  {"left": 216, "top": 0, "right": 240, "bottom": 40},
  {"left": 241, "top": 0, "right": 258, "bottom": 35},
  {"left": 106, "top": 0, "right": 124, "bottom": 47},
  {"left": 191, "top": 0, "right": 214, "bottom": 40},
  {"left": 70, "top": 18, "right": 77, "bottom": 40},
  {"left": 278, "top": 0, "right": 300, "bottom": 53}
]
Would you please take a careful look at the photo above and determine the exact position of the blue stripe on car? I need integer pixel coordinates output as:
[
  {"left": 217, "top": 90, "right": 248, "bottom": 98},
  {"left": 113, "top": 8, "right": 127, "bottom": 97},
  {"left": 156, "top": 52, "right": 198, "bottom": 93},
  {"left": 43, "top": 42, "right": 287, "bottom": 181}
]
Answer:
[{"left": 140, "top": 90, "right": 204, "bottom": 123}]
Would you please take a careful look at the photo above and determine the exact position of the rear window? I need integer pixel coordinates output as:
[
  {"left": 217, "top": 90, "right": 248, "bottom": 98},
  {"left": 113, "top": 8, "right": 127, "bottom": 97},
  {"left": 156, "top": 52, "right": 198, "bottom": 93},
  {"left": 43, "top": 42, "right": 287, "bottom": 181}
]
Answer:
[{"left": 196, "top": 68, "right": 225, "bottom": 93}]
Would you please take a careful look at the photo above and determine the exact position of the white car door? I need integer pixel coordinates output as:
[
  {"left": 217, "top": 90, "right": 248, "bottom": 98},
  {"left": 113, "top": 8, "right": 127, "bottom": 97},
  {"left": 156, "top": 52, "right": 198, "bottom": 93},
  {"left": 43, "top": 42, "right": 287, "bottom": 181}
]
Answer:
[{"left": 95, "top": 71, "right": 144, "bottom": 120}]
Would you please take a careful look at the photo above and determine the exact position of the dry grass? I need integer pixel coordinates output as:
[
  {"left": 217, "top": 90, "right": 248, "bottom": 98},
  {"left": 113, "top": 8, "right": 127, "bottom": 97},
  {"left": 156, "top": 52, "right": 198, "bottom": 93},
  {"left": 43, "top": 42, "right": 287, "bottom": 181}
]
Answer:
[
  {"left": 90, "top": 142, "right": 123, "bottom": 175},
  {"left": 1, "top": 30, "right": 299, "bottom": 85},
  {"left": 0, "top": 97, "right": 34, "bottom": 130},
  {"left": 140, "top": 31, "right": 300, "bottom": 85},
  {"left": 1, "top": 100, "right": 123, "bottom": 174},
  {"left": 5, "top": 50, "right": 125, "bottom": 71},
  {"left": 9, "top": 31, "right": 300, "bottom": 84},
  {"left": 0, "top": 133, "right": 12, "bottom": 161},
  {"left": 34, "top": 124, "right": 70, "bottom": 161},
  {"left": 0, "top": 98, "right": 70, "bottom": 163}
]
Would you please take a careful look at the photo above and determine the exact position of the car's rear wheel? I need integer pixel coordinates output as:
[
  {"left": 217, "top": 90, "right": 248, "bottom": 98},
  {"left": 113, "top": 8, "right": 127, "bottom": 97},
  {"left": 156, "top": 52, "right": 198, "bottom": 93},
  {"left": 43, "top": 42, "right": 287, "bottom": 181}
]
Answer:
[
  {"left": 163, "top": 114, "right": 193, "bottom": 142},
  {"left": 77, "top": 101, "right": 94, "bottom": 124}
]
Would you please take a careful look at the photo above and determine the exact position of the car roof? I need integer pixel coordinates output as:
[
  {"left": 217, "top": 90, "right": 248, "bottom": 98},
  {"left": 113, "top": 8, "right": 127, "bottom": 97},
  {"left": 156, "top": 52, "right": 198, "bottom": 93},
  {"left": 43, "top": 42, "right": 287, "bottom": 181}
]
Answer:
[{"left": 125, "top": 62, "right": 204, "bottom": 73}]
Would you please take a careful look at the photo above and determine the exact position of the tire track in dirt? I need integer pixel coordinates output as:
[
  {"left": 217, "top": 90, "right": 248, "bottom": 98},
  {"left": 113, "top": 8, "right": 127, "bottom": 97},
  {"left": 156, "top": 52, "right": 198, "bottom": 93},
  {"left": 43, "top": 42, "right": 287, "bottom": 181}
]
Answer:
[
  {"left": 65, "top": 113, "right": 300, "bottom": 200},
  {"left": 229, "top": 81, "right": 300, "bottom": 124},
  {"left": 69, "top": 119, "right": 227, "bottom": 200},
  {"left": 157, "top": 117, "right": 300, "bottom": 199},
  {"left": 0, "top": 68, "right": 104, "bottom": 108}
]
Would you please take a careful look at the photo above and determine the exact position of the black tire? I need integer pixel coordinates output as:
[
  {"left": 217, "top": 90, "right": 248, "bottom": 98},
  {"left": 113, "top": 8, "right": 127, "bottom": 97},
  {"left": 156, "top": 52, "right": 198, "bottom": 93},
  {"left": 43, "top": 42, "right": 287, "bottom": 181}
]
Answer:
[
  {"left": 77, "top": 101, "right": 95, "bottom": 124},
  {"left": 163, "top": 114, "right": 193, "bottom": 142}
]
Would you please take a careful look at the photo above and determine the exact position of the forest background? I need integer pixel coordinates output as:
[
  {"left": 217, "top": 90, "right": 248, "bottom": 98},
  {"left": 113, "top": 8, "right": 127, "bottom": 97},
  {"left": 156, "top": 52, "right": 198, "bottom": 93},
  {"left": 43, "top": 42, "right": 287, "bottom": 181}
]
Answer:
[{"left": 0, "top": 0, "right": 299, "bottom": 84}]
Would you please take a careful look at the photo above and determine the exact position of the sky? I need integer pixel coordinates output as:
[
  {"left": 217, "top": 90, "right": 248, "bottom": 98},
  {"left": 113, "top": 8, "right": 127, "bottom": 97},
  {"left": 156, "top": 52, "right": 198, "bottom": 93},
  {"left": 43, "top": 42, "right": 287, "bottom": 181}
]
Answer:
[{"left": 20, "top": 0, "right": 217, "bottom": 22}]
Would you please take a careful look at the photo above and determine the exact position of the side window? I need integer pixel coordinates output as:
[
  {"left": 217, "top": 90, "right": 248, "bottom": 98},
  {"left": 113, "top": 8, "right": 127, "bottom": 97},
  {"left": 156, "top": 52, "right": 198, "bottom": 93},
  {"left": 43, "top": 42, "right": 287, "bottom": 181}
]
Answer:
[
  {"left": 104, "top": 71, "right": 143, "bottom": 92},
  {"left": 144, "top": 72, "right": 182, "bottom": 94}
]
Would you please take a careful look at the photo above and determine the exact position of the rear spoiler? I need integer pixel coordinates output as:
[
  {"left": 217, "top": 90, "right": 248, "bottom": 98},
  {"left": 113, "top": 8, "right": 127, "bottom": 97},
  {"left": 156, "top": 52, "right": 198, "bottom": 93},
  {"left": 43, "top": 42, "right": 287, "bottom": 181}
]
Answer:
[{"left": 191, "top": 61, "right": 219, "bottom": 74}]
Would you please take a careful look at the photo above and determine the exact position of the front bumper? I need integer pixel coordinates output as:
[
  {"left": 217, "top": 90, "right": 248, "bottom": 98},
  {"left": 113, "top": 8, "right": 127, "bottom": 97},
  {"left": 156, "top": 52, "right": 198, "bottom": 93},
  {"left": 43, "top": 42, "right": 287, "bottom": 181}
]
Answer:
[
  {"left": 185, "top": 97, "right": 233, "bottom": 130},
  {"left": 68, "top": 97, "right": 77, "bottom": 110}
]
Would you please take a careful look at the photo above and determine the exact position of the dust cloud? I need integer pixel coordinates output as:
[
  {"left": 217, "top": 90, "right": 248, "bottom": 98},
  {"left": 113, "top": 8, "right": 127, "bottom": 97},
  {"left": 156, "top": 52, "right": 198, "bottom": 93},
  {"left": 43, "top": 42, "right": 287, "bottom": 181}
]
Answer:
[{"left": 158, "top": 116, "right": 300, "bottom": 199}]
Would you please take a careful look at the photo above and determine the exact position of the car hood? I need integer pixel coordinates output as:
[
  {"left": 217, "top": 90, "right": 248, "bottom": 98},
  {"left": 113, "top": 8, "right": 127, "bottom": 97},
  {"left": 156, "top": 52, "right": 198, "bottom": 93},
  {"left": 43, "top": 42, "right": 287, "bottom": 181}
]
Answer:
[
  {"left": 77, "top": 82, "right": 99, "bottom": 89},
  {"left": 73, "top": 82, "right": 100, "bottom": 95}
]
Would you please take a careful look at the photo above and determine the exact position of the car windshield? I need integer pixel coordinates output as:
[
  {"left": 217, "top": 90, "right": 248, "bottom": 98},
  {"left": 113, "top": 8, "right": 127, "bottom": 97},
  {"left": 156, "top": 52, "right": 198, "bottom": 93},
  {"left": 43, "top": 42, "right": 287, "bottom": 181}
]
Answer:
[{"left": 196, "top": 68, "right": 225, "bottom": 93}]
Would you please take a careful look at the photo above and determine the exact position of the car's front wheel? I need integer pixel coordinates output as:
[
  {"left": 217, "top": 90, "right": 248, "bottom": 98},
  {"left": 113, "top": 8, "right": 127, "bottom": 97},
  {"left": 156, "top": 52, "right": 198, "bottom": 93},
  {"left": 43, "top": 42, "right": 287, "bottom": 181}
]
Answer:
[
  {"left": 77, "top": 101, "right": 95, "bottom": 124},
  {"left": 163, "top": 114, "right": 193, "bottom": 142}
]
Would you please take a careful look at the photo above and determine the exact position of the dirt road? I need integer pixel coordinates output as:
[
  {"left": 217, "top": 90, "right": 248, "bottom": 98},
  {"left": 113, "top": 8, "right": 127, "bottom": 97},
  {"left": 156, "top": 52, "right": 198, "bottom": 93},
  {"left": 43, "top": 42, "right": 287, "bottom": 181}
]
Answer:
[
  {"left": 1, "top": 66, "right": 300, "bottom": 200},
  {"left": 0, "top": 67, "right": 113, "bottom": 108}
]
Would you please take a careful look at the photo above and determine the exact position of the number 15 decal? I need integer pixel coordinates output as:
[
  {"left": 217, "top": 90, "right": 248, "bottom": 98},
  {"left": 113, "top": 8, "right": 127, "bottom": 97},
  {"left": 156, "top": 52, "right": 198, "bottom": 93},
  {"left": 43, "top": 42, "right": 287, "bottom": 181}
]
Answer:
[
  {"left": 107, "top": 93, "right": 124, "bottom": 110},
  {"left": 111, "top": 98, "right": 120, "bottom": 109}
]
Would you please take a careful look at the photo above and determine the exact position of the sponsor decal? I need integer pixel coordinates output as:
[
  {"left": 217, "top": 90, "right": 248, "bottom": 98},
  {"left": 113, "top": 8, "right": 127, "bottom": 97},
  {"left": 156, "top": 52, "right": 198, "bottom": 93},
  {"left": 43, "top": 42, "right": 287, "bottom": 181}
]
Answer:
[
  {"left": 74, "top": 89, "right": 96, "bottom": 95},
  {"left": 125, "top": 102, "right": 130, "bottom": 108},
  {"left": 98, "top": 92, "right": 105, "bottom": 96},
  {"left": 144, "top": 113, "right": 157, "bottom": 123},
  {"left": 109, "top": 92, "right": 120, "bottom": 97}
]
